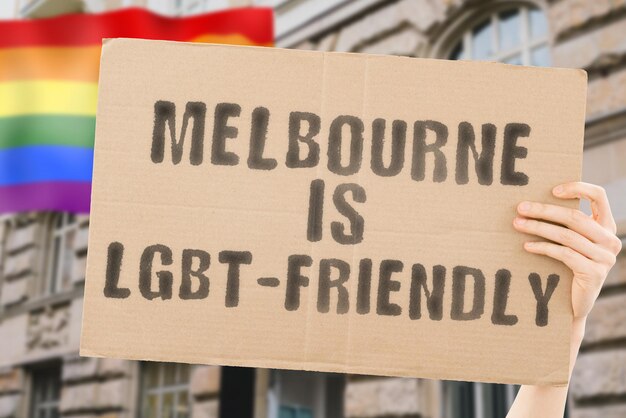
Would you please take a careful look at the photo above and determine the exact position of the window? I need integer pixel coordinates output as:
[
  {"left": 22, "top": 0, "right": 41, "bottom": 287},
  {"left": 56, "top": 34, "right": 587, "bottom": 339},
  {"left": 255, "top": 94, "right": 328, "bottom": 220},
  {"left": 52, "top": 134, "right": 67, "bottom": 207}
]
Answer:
[
  {"left": 268, "top": 370, "right": 344, "bottom": 418},
  {"left": 480, "top": 384, "right": 511, "bottom": 418},
  {"left": 0, "top": 217, "right": 10, "bottom": 307},
  {"left": 444, "top": 381, "right": 517, "bottom": 418},
  {"left": 449, "top": 6, "right": 550, "bottom": 66},
  {"left": 140, "top": 362, "right": 191, "bottom": 418},
  {"left": 43, "top": 213, "right": 78, "bottom": 296},
  {"left": 444, "top": 381, "right": 474, "bottom": 418},
  {"left": 29, "top": 365, "right": 61, "bottom": 418},
  {"left": 279, "top": 405, "right": 314, "bottom": 418}
]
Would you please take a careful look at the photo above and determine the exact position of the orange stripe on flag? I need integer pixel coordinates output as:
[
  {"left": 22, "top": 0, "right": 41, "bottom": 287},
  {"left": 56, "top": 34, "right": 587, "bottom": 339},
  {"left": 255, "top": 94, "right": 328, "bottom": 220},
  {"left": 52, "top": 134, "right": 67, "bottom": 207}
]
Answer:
[
  {"left": 0, "top": 46, "right": 102, "bottom": 83},
  {"left": 191, "top": 33, "right": 273, "bottom": 46},
  {"left": 0, "top": 35, "right": 271, "bottom": 84}
]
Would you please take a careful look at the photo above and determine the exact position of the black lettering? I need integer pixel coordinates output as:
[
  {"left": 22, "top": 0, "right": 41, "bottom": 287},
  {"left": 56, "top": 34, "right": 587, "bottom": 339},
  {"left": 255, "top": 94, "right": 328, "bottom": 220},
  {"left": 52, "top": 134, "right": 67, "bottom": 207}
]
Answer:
[
  {"left": 307, "top": 179, "right": 324, "bottom": 242},
  {"left": 450, "top": 266, "right": 485, "bottom": 320},
  {"left": 248, "top": 106, "right": 277, "bottom": 170},
  {"left": 318, "top": 259, "right": 350, "bottom": 314},
  {"left": 179, "top": 249, "right": 210, "bottom": 300},
  {"left": 286, "top": 112, "right": 320, "bottom": 168},
  {"left": 104, "top": 241, "right": 130, "bottom": 298},
  {"left": 377, "top": 260, "right": 403, "bottom": 316},
  {"left": 456, "top": 122, "right": 496, "bottom": 185},
  {"left": 491, "top": 269, "right": 518, "bottom": 325},
  {"left": 285, "top": 255, "right": 312, "bottom": 311},
  {"left": 139, "top": 244, "right": 173, "bottom": 300},
  {"left": 151, "top": 101, "right": 206, "bottom": 165},
  {"left": 211, "top": 103, "right": 241, "bottom": 166},
  {"left": 219, "top": 250, "right": 252, "bottom": 307},
  {"left": 412, "top": 120, "right": 448, "bottom": 182},
  {"left": 409, "top": 264, "right": 445, "bottom": 320},
  {"left": 528, "top": 273, "right": 560, "bottom": 327},
  {"left": 371, "top": 119, "right": 406, "bottom": 177},
  {"left": 331, "top": 183, "right": 366, "bottom": 245},
  {"left": 328, "top": 115, "right": 364, "bottom": 176},
  {"left": 501, "top": 123, "right": 530, "bottom": 185},
  {"left": 357, "top": 258, "right": 372, "bottom": 314}
]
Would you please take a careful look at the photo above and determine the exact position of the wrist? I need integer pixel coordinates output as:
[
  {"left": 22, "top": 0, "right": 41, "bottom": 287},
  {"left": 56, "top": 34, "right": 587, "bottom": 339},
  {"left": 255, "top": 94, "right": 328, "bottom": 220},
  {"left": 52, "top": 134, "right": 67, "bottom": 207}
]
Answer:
[{"left": 572, "top": 317, "right": 586, "bottom": 347}]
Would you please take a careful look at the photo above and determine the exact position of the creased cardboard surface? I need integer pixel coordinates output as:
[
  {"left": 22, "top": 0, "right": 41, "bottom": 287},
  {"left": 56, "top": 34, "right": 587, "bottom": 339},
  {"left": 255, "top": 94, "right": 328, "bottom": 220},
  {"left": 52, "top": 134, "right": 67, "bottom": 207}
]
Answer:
[{"left": 80, "top": 38, "right": 587, "bottom": 386}]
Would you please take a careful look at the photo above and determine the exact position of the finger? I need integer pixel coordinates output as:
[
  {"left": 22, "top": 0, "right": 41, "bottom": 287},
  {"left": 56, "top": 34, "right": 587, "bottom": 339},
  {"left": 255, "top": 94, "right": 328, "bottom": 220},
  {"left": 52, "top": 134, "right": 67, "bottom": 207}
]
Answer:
[
  {"left": 553, "top": 182, "right": 616, "bottom": 233},
  {"left": 513, "top": 217, "right": 615, "bottom": 264},
  {"left": 523, "top": 241, "right": 591, "bottom": 273},
  {"left": 517, "top": 201, "right": 614, "bottom": 245}
]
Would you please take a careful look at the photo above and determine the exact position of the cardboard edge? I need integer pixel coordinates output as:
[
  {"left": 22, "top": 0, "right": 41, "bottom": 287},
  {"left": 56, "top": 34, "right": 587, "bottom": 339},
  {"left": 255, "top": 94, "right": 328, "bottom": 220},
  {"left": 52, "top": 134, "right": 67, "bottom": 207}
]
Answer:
[
  {"left": 561, "top": 66, "right": 588, "bottom": 382},
  {"left": 78, "top": 38, "right": 112, "bottom": 358},
  {"left": 77, "top": 349, "right": 570, "bottom": 387},
  {"left": 98, "top": 37, "right": 588, "bottom": 76}
]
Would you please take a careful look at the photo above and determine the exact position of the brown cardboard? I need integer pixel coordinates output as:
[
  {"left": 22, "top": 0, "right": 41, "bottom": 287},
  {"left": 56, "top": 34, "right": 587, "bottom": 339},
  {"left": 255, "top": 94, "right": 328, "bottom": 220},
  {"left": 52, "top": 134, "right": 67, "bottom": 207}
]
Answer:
[{"left": 80, "top": 38, "right": 587, "bottom": 386}]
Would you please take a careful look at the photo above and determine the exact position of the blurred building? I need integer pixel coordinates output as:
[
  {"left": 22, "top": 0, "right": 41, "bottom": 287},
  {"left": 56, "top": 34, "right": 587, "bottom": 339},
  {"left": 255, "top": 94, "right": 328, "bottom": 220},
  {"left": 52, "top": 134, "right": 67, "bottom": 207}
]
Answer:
[{"left": 0, "top": 0, "right": 625, "bottom": 418}]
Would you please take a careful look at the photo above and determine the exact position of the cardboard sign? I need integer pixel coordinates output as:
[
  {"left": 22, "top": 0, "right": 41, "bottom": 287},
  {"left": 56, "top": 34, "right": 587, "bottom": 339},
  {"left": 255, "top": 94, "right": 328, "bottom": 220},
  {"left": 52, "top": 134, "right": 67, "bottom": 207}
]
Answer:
[{"left": 80, "top": 38, "right": 587, "bottom": 385}]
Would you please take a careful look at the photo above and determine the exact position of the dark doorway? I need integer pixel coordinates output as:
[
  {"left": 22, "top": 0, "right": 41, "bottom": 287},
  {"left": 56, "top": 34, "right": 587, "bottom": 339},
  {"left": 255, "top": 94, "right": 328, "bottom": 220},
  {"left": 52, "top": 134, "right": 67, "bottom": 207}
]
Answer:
[{"left": 219, "top": 366, "right": 256, "bottom": 418}]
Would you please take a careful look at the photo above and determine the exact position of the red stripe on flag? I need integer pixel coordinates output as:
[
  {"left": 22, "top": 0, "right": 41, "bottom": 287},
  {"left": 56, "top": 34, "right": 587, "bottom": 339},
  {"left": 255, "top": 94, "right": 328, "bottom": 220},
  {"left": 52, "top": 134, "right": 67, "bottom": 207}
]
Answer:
[{"left": 0, "top": 7, "right": 273, "bottom": 48}]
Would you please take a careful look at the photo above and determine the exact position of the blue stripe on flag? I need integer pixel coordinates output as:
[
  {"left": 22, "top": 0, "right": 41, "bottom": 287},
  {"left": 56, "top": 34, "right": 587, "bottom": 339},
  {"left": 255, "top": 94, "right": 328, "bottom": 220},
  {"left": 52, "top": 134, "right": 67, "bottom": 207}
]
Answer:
[{"left": 0, "top": 145, "right": 93, "bottom": 186}]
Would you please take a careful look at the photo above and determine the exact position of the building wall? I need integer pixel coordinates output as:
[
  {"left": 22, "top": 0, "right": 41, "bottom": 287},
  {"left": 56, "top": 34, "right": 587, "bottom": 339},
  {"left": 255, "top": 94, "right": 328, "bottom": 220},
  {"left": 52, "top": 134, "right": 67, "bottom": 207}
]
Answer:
[
  {"left": 272, "top": 0, "right": 626, "bottom": 417},
  {"left": 0, "top": 1, "right": 625, "bottom": 418}
]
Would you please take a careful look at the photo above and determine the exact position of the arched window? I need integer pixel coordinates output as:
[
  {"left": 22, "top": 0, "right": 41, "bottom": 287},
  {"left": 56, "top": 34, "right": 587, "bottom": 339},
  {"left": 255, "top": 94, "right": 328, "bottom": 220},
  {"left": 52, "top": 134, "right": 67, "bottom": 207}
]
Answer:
[{"left": 448, "top": 5, "right": 550, "bottom": 66}]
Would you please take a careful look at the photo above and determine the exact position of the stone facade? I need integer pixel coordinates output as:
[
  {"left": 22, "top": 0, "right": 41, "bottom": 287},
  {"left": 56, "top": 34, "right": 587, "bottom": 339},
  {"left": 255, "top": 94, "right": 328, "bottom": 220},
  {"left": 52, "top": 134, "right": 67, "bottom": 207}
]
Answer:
[
  {"left": 344, "top": 377, "right": 422, "bottom": 418},
  {"left": 0, "top": 0, "right": 625, "bottom": 418},
  {"left": 273, "top": 0, "right": 626, "bottom": 417}
]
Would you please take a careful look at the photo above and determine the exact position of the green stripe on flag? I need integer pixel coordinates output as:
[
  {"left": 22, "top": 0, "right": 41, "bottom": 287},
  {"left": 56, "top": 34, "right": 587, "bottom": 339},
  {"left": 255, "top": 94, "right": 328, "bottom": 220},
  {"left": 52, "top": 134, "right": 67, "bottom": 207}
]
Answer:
[{"left": 0, "top": 115, "right": 95, "bottom": 149}]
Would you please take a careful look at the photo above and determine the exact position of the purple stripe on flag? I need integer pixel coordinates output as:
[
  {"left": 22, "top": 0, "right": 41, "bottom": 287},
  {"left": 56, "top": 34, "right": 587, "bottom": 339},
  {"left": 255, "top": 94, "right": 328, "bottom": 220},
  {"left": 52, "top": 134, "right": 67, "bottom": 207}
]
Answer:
[{"left": 0, "top": 181, "right": 91, "bottom": 213}]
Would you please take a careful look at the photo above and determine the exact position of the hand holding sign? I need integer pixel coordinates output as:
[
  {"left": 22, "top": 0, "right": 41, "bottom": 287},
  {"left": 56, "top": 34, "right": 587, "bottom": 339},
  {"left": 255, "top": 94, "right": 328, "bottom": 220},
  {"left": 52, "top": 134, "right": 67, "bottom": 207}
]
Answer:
[
  {"left": 513, "top": 182, "right": 622, "bottom": 319},
  {"left": 508, "top": 182, "right": 620, "bottom": 418}
]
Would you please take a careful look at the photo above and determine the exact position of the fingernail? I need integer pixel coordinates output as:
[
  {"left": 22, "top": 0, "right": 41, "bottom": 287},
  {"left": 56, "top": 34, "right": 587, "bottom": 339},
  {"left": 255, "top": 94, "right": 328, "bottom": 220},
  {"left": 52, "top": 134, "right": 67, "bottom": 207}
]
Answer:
[
  {"left": 518, "top": 202, "right": 531, "bottom": 212},
  {"left": 514, "top": 217, "right": 526, "bottom": 226},
  {"left": 525, "top": 242, "right": 536, "bottom": 248},
  {"left": 553, "top": 185, "right": 564, "bottom": 195}
]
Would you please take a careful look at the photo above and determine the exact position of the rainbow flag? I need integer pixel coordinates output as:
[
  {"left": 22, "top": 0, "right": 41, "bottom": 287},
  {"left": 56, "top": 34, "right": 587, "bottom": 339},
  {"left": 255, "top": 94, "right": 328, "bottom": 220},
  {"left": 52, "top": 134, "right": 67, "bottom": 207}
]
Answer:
[{"left": 0, "top": 7, "right": 273, "bottom": 214}]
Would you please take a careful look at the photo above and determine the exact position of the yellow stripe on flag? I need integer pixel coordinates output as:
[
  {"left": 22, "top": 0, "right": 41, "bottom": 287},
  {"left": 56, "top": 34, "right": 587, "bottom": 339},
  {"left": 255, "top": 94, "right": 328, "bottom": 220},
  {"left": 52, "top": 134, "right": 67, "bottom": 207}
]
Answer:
[{"left": 0, "top": 80, "right": 98, "bottom": 117}]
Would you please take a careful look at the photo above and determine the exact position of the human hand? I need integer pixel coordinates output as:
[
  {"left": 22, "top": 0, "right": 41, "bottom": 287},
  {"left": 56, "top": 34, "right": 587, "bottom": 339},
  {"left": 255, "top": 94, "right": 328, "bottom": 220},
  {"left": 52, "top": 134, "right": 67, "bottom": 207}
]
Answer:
[
  {"left": 513, "top": 181, "right": 621, "bottom": 320},
  {"left": 506, "top": 182, "right": 621, "bottom": 418}
]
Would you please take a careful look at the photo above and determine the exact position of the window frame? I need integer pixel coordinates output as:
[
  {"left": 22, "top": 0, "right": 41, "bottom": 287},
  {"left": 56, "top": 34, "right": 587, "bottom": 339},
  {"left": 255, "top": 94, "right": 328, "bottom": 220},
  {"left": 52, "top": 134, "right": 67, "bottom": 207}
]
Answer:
[
  {"left": 28, "top": 364, "right": 62, "bottom": 418},
  {"left": 0, "top": 215, "right": 11, "bottom": 314},
  {"left": 450, "top": 6, "right": 549, "bottom": 65},
  {"left": 279, "top": 404, "right": 314, "bottom": 418},
  {"left": 138, "top": 362, "right": 191, "bottom": 418},
  {"left": 40, "top": 213, "right": 78, "bottom": 297},
  {"left": 429, "top": 1, "right": 552, "bottom": 63}
]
